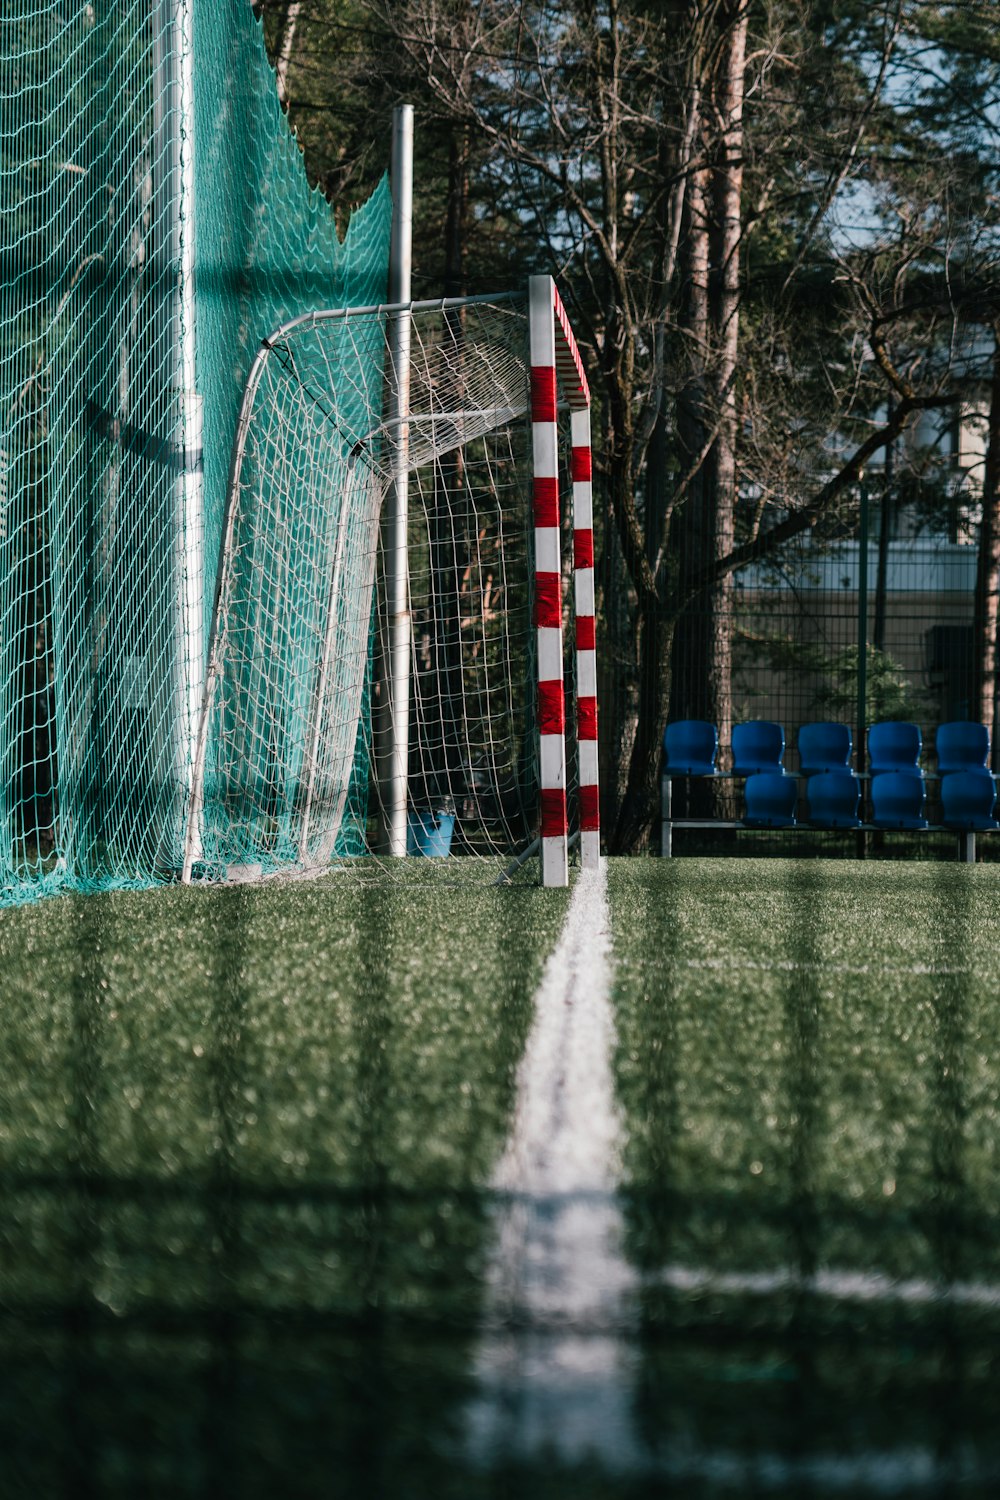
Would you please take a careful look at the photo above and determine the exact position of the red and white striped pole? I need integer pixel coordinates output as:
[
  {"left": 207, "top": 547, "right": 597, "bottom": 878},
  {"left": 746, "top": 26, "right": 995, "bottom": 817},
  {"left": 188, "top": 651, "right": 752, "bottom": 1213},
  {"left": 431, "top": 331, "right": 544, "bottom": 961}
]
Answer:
[
  {"left": 529, "top": 276, "right": 569, "bottom": 887},
  {"left": 552, "top": 280, "right": 600, "bottom": 870},
  {"left": 570, "top": 403, "right": 600, "bottom": 869},
  {"left": 528, "top": 275, "right": 600, "bottom": 884}
]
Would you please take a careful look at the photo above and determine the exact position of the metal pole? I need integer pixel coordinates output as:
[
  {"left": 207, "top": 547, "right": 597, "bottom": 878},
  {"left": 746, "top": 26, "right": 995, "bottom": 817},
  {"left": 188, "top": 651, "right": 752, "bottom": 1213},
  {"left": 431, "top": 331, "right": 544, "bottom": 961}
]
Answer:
[
  {"left": 178, "top": 0, "right": 204, "bottom": 866},
  {"left": 857, "top": 473, "right": 869, "bottom": 761},
  {"left": 856, "top": 472, "right": 869, "bottom": 856},
  {"left": 874, "top": 402, "right": 893, "bottom": 652},
  {"left": 528, "top": 274, "right": 569, "bottom": 887},
  {"left": 380, "top": 104, "right": 414, "bottom": 857},
  {"left": 155, "top": 0, "right": 204, "bottom": 869}
]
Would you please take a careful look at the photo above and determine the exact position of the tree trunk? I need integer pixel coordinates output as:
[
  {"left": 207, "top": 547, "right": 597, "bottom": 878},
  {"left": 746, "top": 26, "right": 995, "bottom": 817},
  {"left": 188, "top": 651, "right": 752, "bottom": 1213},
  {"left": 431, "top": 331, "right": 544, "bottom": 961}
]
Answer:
[
  {"left": 702, "top": 0, "right": 747, "bottom": 760},
  {"left": 274, "top": 1, "right": 302, "bottom": 109},
  {"left": 667, "top": 0, "right": 746, "bottom": 804},
  {"left": 611, "top": 599, "right": 676, "bottom": 852},
  {"left": 669, "top": 151, "right": 711, "bottom": 725},
  {"left": 973, "top": 333, "right": 1000, "bottom": 760}
]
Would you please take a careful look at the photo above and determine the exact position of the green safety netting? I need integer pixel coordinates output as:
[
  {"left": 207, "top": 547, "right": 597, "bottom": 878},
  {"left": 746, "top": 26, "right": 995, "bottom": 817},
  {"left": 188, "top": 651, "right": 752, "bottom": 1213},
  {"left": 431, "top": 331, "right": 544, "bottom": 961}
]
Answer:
[{"left": 0, "top": 0, "right": 391, "bottom": 905}]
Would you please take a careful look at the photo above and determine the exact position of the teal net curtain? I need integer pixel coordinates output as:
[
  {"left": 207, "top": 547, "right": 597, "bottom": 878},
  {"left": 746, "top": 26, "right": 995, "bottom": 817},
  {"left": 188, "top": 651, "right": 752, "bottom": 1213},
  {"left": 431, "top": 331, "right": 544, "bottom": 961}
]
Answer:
[
  {"left": 192, "top": 2, "right": 390, "bottom": 870},
  {"left": 0, "top": 1, "right": 391, "bottom": 905}
]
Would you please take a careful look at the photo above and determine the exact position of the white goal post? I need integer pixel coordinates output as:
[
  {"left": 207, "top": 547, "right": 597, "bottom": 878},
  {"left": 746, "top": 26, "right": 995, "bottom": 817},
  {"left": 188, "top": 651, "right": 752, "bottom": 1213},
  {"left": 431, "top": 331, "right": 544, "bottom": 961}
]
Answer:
[{"left": 180, "top": 278, "right": 599, "bottom": 887}]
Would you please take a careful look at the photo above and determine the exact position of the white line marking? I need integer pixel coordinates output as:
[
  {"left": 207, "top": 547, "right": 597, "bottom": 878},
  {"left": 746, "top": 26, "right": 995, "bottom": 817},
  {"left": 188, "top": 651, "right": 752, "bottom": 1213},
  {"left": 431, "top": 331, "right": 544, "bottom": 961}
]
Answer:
[
  {"left": 649, "top": 1262, "right": 1000, "bottom": 1310},
  {"left": 644, "top": 1442, "right": 1000, "bottom": 1494},
  {"left": 463, "top": 871, "right": 1000, "bottom": 1485},
  {"left": 465, "top": 861, "right": 643, "bottom": 1468},
  {"left": 680, "top": 957, "right": 977, "bottom": 977}
]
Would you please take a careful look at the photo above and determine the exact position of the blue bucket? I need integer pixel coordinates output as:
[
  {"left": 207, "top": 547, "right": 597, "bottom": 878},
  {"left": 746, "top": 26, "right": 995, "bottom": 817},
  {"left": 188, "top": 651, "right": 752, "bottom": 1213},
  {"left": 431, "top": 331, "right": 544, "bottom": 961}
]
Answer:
[{"left": 406, "top": 808, "right": 456, "bottom": 857}]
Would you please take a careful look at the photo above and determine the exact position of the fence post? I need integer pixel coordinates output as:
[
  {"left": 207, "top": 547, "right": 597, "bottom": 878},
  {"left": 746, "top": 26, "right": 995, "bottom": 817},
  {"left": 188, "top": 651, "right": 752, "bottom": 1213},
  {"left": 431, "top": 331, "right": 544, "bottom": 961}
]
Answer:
[{"left": 856, "top": 473, "right": 870, "bottom": 857}]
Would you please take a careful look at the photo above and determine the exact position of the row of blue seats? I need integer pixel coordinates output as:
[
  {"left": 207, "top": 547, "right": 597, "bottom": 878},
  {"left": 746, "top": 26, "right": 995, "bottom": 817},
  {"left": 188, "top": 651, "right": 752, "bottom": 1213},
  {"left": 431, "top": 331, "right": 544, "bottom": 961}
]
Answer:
[
  {"left": 664, "top": 718, "right": 994, "bottom": 777},
  {"left": 739, "top": 769, "right": 997, "bottom": 832},
  {"left": 663, "top": 719, "right": 998, "bottom": 833}
]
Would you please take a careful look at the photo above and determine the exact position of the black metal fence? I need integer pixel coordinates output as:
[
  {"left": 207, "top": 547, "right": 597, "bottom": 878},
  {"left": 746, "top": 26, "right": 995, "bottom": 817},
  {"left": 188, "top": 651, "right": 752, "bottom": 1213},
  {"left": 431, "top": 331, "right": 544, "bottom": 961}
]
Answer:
[
  {"left": 600, "top": 451, "right": 999, "bottom": 858},
  {"left": 674, "top": 510, "right": 992, "bottom": 856}
]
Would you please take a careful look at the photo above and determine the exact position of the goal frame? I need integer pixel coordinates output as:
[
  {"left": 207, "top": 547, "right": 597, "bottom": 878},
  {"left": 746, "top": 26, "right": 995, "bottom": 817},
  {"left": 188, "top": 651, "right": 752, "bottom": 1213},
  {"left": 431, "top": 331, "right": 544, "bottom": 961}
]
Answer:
[
  {"left": 180, "top": 278, "right": 600, "bottom": 887},
  {"left": 528, "top": 274, "right": 600, "bottom": 885}
]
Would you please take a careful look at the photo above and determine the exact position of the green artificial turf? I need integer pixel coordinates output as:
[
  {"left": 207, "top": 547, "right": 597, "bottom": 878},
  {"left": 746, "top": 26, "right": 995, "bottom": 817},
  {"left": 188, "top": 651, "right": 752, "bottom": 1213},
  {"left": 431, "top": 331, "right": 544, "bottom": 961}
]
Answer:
[
  {"left": 0, "top": 871, "right": 568, "bottom": 1499},
  {"left": 5, "top": 856, "right": 1000, "bottom": 1497},
  {"left": 609, "top": 857, "right": 1000, "bottom": 1484}
]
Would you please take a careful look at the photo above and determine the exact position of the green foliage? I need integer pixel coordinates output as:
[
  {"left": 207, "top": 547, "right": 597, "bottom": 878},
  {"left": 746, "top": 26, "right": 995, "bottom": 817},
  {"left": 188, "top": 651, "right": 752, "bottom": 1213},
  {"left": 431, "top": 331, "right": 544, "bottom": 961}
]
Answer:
[
  {"left": 814, "top": 641, "right": 933, "bottom": 724},
  {"left": 750, "top": 632, "right": 933, "bottom": 724},
  {"left": 256, "top": 0, "right": 520, "bottom": 296}
]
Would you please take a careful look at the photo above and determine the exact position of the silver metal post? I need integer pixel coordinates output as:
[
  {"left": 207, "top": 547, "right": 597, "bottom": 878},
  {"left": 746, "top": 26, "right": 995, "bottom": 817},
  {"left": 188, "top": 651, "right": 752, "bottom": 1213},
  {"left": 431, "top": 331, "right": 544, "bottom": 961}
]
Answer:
[
  {"left": 661, "top": 774, "right": 672, "bottom": 857},
  {"left": 178, "top": 0, "right": 204, "bottom": 865},
  {"left": 154, "top": 0, "right": 204, "bottom": 869},
  {"left": 381, "top": 104, "right": 414, "bottom": 857}
]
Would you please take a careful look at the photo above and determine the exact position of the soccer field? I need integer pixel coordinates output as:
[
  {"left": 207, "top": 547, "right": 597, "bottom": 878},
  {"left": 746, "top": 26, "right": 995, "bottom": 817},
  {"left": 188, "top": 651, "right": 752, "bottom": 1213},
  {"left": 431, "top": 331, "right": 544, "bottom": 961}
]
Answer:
[
  {"left": 612, "top": 859, "right": 1000, "bottom": 1492},
  {"left": 2, "top": 858, "right": 1000, "bottom": 1496}
]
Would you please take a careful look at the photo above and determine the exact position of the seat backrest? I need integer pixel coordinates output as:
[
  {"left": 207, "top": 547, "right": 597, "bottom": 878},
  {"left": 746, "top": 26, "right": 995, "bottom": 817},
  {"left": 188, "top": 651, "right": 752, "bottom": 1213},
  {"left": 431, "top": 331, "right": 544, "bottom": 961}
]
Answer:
[
  {"left": 936, "top": 721, "right": 989, "bottom": 775},
  {"left": 868, "top": 721, "right": 921, "bottom": 774},
  {"left": 732, "top": 720, "right": 785, "bottom": 775},
  {"left": 743, "top": 771, "right": 798, "bottom": 827},
  {"left": 870, "top": 769, "right": 926, "bottom": 828},
  {"left": 806, "top": 771, "right": 860, "bottom": 828},
  {"left": 798, "top": 721, "right": 852, "bottom": 774},
  {"left": 663, "top": 719, "right": 718, "bottom": 774},
  {"left": 940, "top": 769, "right": 997, "bottom": 830}
]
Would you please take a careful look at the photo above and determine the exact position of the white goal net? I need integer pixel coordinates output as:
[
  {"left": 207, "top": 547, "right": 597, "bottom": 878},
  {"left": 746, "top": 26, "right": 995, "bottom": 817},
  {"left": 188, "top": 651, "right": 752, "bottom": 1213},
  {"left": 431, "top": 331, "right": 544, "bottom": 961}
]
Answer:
[{"left": 183, "top": 286, "right": 596, "bottom": 885}]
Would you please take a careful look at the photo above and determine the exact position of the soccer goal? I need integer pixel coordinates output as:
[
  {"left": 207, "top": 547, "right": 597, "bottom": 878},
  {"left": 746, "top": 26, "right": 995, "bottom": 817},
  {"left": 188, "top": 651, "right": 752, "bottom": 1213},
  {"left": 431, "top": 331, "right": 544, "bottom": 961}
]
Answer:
[{"left": 181, "top": 276, "right": 598, "bottom": 888}]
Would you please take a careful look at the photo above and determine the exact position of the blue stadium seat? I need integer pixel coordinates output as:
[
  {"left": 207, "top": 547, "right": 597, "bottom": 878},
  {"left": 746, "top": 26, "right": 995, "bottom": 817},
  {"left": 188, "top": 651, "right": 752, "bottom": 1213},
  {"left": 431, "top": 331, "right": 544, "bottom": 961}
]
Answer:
[
  {"left": 663, "top": 719, "right": 718, "bottom": 775},
  {"left": 798, "top": 721, "right": 852, "bottom": 775},
  {"left": 732, "top": 720, "right": 785, "bottom": 775},
  {"left": 940, "top": 769, "right": 999, "bottom": 832},
  {"left": 868, "top": 721, "right": 922, "bottom": 776},
  {"left": 743, "top": 772, "right": 798, "bottom": 828},
  {"left": 936, "top": 721, "right": 990, "bottom": 776},
  {"left": 806, "top": 771, "right": 861, "bottom": 829},
  {"left": 870, "top": 770, "right": 928, "bottom": 830}
]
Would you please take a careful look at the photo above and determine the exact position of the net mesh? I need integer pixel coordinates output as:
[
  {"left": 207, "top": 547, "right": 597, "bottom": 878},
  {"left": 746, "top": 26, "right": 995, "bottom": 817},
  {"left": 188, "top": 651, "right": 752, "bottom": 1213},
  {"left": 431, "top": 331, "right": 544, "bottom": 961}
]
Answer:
[
  {"left": 0, "top": 0, "right": 391, "bottom": 906},
  {"left": 188, "top": 297, "right": 545, "bottom": 879}
]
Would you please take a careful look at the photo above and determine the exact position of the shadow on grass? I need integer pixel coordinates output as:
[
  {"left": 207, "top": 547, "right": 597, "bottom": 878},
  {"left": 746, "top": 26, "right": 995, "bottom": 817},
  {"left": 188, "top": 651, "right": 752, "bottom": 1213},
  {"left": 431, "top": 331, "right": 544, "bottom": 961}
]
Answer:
[
  {"left": 0, "top": 883, "right": 560, "bottom": 1500},
  {"left": 615, "top": 860, "right": 1000, "bottom": 1494}
]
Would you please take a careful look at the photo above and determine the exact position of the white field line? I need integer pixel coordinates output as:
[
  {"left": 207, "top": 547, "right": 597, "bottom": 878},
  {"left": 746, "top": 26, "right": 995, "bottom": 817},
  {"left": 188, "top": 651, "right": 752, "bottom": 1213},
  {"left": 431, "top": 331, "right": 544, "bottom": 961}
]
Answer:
[
  {"left": 649, "top": 1262, "right": 1000, "bottom": 1310},
  {"left": 464, "top": 869, "right": 1000, "bottom": 1483},
  {"left": 465, "top": 860, "right": 643, "bottom": 1469},
  {"left": 635, "top": 1443, "right": 1000, "bottom": 1495},
  {"left": 680, "top": 956, "right": 979, "bottom": 977}
]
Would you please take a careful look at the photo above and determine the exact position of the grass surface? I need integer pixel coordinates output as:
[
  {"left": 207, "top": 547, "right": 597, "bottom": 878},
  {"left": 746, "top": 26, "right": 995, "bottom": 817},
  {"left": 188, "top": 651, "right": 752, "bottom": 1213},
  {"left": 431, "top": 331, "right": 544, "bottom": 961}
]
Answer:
[
  {"left": 3, "top": 857, "right": 1000, "bottom": 1495},
  {"left": 0, "top": 870, "right": 568, "bottom": 1499},
  {"left": 610, "top": 858, "right": 1000, "bottom": 1485}
]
